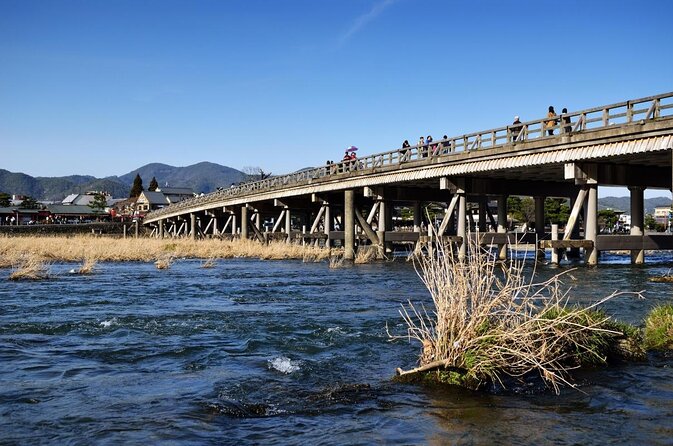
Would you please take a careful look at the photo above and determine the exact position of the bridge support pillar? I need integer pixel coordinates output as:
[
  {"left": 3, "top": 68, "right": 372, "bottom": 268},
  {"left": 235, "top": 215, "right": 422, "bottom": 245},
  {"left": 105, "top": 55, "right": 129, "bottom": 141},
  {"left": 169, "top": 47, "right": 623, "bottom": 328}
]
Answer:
[
  {"left": 212, "top": 215, "right": 219, "bottom": 237},
  {"left": 324, "top": 204, "right": 332, "bottom": 248},
  {"left": 413, "top": 201, "right": 422, "bottom": 233},
  {"left": 134, "top": 219, "right": 139, "bottom": 238},
  {"left": 585, "top": 184, "right": 598, "bottom": 265},
  {"left": 158, "top": 219, "right": 164, "bottom": 239},
  {"left": 567, "top": 193, "right": 581, "bottom": 259},
  {"left": 457, "top": 192, "right": 467, "bottom": 261},
  {"left": 376, "top": 200, "right": 392, "bottom": 258},
  {"left": 190, "top": 213, "right": 197, "bottom": 240},
  {"left": 344, "top": 190, "right": 355, "bottom": 260},
  {"left": 478, "top": 197, "right": 487, "bottom": 232},
  {"left": 629, "top": 186, "right": 645, "bottom": 264},
  {"left": 535, "top": 196, "right": 546, "bottom": 259},
  {"left": 497, "top": 195, "right": 508, "bottom": 260},
  {"left": 550, "top": 224, "right": 560, "bottom": 264},
  {"left": 285, "top": 207, "right": 292, "bottom": 243},
  {"left": 241, "top": 206, "right": 248, "bottom": 240}
]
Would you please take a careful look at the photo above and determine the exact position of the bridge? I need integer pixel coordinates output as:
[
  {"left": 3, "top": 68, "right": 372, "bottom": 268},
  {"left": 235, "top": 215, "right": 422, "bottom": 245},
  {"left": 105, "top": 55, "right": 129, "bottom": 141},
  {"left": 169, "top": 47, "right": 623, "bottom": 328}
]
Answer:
[{"left": 143, "top": 91, "right": 673, "bottom": 265}]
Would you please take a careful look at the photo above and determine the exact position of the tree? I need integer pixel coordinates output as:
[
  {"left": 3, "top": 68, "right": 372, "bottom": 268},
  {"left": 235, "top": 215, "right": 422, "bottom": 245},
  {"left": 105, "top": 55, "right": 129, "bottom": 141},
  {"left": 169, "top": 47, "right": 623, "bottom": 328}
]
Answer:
[
  {"left": 88, "top": 192, "right": 108, "bottom": 214},
  {"left": 507, "top": 196, "right": 535, "bottom": 224},
  {"left": 242, "top": 166, "right": 272, "bottom": 182},
  {"left": 545, "top": 198, "right": 570, "bottom": 225},
  {"left": 645, "top": 214, "right": 656, "bottom": 230},
  {"left": 129, "top": 174, "right": 144, "bottom": 198},
  {"left": 19, "top": 196, "right": 41, "bottom": 209},
  {"left": 148, "top": 176, "right": 159, "bottom": 191},
  {"left": 598, "top": 209, "right": 618, "bottom": 232},
  {"left": 0, "top": 192, "right": 10, "bottom": 207}
]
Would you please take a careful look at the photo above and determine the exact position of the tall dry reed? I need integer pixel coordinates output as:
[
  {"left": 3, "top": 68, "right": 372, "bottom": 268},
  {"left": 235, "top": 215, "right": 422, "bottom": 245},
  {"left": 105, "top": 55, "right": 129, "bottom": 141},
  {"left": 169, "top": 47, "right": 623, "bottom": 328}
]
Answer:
[
  {"left": 77, "top": 256, "right": 97, "bottom": 274},
  {"left": 392, "top": 236, "right": 638, "bottom": 393},
  {"left": 0, "top": 235, "right": 332, "bottom": 263}
]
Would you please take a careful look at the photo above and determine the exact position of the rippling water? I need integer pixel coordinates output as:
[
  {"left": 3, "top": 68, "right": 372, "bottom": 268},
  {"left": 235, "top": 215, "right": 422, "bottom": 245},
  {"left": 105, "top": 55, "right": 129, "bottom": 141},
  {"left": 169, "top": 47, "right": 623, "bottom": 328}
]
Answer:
[{"left": 2, "top": 253, "right": 673, "bottom": 445}]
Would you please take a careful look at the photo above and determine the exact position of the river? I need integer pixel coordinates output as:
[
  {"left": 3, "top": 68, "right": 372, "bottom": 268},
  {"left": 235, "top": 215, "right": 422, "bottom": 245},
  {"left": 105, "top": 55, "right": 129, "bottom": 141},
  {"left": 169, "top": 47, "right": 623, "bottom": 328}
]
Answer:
[{"left": 1, "top": 253, "right": 672, "bottom": 445}]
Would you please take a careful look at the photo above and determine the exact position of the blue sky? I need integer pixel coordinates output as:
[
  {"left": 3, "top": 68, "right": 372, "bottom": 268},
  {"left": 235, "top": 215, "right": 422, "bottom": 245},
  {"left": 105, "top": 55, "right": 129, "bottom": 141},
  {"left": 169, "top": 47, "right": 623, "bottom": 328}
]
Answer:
[{"left": 1, "top": 0, "right": 672, "bottom": 197}]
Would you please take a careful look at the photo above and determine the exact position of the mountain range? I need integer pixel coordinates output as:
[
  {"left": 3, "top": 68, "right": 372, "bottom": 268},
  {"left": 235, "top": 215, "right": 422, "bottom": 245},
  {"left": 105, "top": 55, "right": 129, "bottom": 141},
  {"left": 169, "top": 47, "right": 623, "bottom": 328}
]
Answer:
[
  {"left": 598, "top": 196, "right": 671, "bottom": 215},
  {"left": 0, "top": 162, "right": 248, "bottom": 201}
]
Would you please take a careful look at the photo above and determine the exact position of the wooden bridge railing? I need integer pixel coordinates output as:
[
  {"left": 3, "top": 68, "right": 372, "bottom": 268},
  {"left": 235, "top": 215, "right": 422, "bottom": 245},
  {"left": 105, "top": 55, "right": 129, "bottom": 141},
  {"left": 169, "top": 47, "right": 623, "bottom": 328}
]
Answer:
[{"left": 146, "top": 91, "right": 673, "bottom": 220}]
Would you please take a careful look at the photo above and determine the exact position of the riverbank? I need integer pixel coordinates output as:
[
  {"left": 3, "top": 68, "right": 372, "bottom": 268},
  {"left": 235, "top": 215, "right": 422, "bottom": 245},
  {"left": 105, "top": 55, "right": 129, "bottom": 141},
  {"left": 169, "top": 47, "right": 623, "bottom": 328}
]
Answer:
[{"left": 0, "top": 235, "right": 334, "bottom": 263}]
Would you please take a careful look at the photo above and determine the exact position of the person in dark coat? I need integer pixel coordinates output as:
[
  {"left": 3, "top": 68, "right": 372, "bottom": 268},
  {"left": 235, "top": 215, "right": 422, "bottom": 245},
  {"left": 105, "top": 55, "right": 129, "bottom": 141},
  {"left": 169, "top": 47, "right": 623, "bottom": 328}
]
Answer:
[
  {"left": 511, "top": 116, "right": 522, "bottom": 142},
  {"left": 561, "top": 108, "right": 572, "bottom": 133}
]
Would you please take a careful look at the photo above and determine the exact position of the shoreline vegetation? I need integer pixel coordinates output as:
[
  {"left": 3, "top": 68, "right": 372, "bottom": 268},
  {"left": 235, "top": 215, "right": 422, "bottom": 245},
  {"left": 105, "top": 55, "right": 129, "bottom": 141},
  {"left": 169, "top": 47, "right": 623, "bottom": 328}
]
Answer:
[
  {"left": 0, "top": 235, "right": 337, "bottom": 264},
  {"left": 390, "top": 237, "right": 673, "bottom": 394}
]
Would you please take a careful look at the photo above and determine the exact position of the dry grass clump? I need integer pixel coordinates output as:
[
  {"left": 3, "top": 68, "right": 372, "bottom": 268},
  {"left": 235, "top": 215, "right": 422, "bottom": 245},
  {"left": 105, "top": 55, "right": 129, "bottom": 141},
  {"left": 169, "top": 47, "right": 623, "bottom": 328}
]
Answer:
[
  {"left": 354, "top": 245, "right": 378, "bottom": 264},
  {"left": 649, "top": 269, "right": 673, "bottom": 283},
  {"left": 9, "top": 255, "right": 50, "bottom": 281},
  {"left": 391, "top": 237, "right": 639, "bottom": 394},
  {"left": 329, "top": 253, "right": 345, "bottom": 269},
  {"left": 154, "top": 255, "right": 174, "bottom": 270},
  {"left": 201, "top": 257, "right": 217, "bottom": 268},
  {"left": 77, "top": 256, "right": 98, "bottom": 274}
]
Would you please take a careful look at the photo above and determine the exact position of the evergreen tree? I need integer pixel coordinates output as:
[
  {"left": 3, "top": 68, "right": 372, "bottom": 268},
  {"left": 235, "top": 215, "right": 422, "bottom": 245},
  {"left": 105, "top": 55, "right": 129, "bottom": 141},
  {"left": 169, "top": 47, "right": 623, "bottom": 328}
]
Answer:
[
  {"left": 129, "top": 174, "right": 144, "bottom": 198},
  {"left": 0, "top": 192, "right": 10, "bottom": 207},
  {"left": 148, "top": 176, "right": 159, "bottom": 191},
  {"left": 545, "top": 198, "right": 570, "bottom": 225},
  {"left": 88, "top": 192, "right": 108, "bottom": 214}
]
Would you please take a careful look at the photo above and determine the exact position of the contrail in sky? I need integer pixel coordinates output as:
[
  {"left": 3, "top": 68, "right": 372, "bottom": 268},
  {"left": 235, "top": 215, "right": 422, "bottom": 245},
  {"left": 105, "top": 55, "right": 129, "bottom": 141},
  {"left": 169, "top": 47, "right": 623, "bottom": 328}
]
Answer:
[{"left": 338, "top": 0, "right": 400, "bottom": 45}]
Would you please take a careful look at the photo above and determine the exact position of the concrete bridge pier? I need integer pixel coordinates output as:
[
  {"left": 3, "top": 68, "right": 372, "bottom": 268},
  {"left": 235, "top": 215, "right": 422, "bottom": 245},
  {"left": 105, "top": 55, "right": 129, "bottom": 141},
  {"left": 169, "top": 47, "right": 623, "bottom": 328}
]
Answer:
[
  {"left": 377, "top": 199, "right": 392, "bottom": 258},
  {"left": 535, "top": 196, "right": 545, "bottom": 260},
  {"left": 585, "top": 183, "right": 598, "bottom": 265},
  {"left": 629, "top": 186, "right": 645, "bottom": 264},
  {"left": 344, "top": 189, "right": 355, "bottom": 260},
  {"left": 189, "top": 213, "right": 196, "bottom": 240},
  {"left": 497, "top": 195, "right": 508, "bottom": 260},
  {"left": 457, "top": 190, "right": 467, "bottom": 261},
  {"left": 324, "top": 203, "right": 332, "bottom": 248},
  {"left": 284, "top": 207, "right": 292, "bottom": 244},
  {"left": 158, "top": 219, "right": 164, "bottom": 239},
  {"left": 212, "top": 213, "right": 219, "bottom": 238},
  {"left": 240, "top": 205, "right": 248, "bottom": 240}
]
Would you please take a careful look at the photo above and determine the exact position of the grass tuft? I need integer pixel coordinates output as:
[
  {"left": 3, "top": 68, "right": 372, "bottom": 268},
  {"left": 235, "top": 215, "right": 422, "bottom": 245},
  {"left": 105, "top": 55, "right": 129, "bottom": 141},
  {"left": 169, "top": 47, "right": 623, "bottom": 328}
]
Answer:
[{"left": 643, "top": 305, "right": 673, "bottom": 351}]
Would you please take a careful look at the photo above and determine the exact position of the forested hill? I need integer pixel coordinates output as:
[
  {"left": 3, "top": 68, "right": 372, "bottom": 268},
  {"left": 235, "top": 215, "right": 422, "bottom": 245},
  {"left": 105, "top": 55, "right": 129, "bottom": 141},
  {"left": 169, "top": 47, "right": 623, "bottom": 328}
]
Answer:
[
  {"left": 0, "top": 162, "right": 247, "bottom": 201},
  {"left": 118, "top": 162, "right": 247, "bottom": 195},
  {"left": 599, "top": 196, "right": 672, "bottom": 215}
]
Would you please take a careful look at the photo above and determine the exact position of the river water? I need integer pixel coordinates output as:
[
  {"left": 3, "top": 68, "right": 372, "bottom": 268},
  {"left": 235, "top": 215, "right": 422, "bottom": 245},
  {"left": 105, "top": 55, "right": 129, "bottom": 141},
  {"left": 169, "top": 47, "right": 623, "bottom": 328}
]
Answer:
[{"left": 1, "top": 253, "right": 673, "bottom": 445}]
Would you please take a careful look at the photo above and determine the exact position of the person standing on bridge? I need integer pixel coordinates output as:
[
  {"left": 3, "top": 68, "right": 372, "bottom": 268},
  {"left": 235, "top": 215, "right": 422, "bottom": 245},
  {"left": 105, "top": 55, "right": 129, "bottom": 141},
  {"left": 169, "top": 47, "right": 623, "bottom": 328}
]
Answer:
[
  {"left": 546, "top": 106, "right": 558, "bottom": 136},
  {"left": 511, "top": 116, "right": 522, "bottom": 142},
  {"left": 561, "top": 108, "right": 572, "bottom": 133},
  {"left": 418, "top": 136, "right": 425, "bottom": 157}
]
